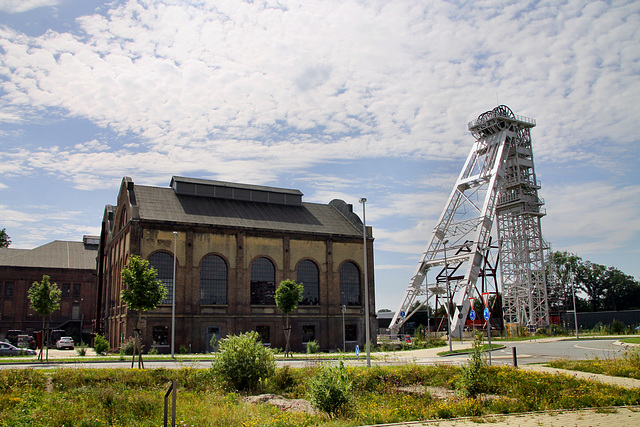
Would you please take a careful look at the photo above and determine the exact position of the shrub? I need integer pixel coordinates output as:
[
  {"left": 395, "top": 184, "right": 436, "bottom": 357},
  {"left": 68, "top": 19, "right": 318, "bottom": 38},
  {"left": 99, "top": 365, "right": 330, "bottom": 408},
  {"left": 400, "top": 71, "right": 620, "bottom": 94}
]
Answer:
[
  {"left": 93, "top": 334, "right": 109, "bottom": 355},
  {"left": 120, "top": 337, "right": 136, "bottom": 355},
  {"left": 306, "top": 339, "right": 319, "bottom": 354},
  {"left": 308, "top": 361, "right": 352, "bottom": 416},
  {"left": 179, "top": 344, "right": 189, "bottom": 355},
  {"left": 611, "top": 320, "right": 625, "bottom": 334},
  {"left": 211, "top": 331, "right": 276, "bottom": 391},
  {"left": 76, "top": 341, "right": 87, "bottom": 356},
  {"left": 456, "top": 333, "right": 488, "bottom": 397}
]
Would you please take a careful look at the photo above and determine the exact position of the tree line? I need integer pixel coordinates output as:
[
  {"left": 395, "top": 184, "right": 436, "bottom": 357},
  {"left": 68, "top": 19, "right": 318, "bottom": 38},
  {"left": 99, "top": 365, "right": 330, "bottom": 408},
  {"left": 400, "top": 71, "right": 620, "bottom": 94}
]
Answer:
[{"left": 549, "top": 251, "right": 640, "bottom": 312}]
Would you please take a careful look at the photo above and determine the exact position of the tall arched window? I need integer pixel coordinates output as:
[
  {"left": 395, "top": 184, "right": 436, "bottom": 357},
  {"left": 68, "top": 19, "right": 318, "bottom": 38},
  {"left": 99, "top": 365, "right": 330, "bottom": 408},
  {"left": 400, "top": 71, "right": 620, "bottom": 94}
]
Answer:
[
  {"left": 200, "top": 254, "right": 227, "bottom": 305},
  {"left": 297, "top": 259, "right": 319, "bottom": 305},
  {"left": 340, "top": 261, "right": 360, "bottom": 306},
  {"left": 148, "top": 252, "right": 174, "bottom": 305},
  {"left": 251, "top": 257, "right": 275, "bottom": 305}
]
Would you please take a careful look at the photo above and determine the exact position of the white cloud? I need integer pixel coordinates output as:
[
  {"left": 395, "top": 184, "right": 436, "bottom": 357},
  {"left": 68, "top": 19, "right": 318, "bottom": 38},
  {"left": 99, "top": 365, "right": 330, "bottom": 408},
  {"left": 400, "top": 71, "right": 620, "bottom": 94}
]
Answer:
[{"left": 0, "top": 0, "right": 60, "bottom": 14}]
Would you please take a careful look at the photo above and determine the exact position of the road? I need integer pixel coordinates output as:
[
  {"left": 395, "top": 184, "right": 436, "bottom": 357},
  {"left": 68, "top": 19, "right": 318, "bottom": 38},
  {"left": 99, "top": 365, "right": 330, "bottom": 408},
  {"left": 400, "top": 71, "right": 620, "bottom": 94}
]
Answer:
[{"left": 0, "top": 337, "right": 633, "bottom": 370}]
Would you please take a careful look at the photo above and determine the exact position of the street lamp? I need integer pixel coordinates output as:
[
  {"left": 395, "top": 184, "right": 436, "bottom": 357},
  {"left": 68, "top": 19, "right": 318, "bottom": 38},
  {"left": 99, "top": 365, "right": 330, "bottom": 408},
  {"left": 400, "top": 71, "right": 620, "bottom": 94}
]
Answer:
[
  {"left": 359, "top": 198, "right": 371, "bottom": 367},
  {"left": 172, "top": 231, "right": 177, "bottom": 358},
  {"left": 443, "top": 239, "right": 452, "bottom": 352},
  {"left": 571, "top": 273, "right": 579, "bottom": 339},
  {"left": 342, "top": 304, "right": 346, "bottom": 352}
]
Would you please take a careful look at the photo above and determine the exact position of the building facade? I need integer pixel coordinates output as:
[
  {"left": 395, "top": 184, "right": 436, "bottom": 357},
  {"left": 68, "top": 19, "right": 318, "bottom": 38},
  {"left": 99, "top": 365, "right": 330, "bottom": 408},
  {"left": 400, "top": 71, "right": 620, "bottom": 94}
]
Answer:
[
  {"left": 98, "top": 176, "right": 375, "bottom": 353},
  {"left": 0, "top": 237, "right": 99, "bottom": 343}
]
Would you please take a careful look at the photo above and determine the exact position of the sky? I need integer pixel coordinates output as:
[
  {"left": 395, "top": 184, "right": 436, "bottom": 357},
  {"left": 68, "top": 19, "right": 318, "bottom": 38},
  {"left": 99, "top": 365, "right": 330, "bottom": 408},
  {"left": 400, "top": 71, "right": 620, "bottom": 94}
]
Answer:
[{"left": 1, "top": 0, "right": 639, "bottom": 312}]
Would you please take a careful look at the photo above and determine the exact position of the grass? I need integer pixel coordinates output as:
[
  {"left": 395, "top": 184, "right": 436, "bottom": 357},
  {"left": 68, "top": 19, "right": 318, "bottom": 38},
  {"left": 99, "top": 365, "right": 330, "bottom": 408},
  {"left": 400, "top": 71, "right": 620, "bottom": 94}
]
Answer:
[
  {"left": 2, "top": 363, "right": 639, "bottom": 426},
  {"left": 623, "top": 337, "right": 640, "bottom": 344},
  {"left": 547, "top": 345, "right": 640, "bottom": 380}
]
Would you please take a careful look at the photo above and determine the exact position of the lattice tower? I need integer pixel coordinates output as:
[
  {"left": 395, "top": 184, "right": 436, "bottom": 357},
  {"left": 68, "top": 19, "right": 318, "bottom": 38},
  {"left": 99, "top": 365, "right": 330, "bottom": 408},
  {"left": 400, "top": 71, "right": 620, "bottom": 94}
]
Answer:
[{"left": 389, "top": 105, "right": 548, "bottom": 336}]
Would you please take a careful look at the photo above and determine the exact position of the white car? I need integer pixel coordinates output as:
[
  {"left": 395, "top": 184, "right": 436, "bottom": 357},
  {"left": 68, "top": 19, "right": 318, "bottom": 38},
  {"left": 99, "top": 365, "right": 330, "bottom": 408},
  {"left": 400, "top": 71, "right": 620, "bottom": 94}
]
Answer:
[{"left": 56, "top": 337, "right": 74, "bottom": 350}]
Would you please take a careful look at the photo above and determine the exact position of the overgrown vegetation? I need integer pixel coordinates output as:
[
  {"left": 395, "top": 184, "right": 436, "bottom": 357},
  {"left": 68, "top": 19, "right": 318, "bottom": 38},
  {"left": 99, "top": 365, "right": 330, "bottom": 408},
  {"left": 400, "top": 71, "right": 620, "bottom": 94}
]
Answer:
[
  {"left": 548, "top": 345, "right": 640, "bottom": 380},
  {"left": 308, "top": 361, "right": 353, "bottom": 417},
  {"left": 1, "top": 362, "right": 639, "bottom": 426}
]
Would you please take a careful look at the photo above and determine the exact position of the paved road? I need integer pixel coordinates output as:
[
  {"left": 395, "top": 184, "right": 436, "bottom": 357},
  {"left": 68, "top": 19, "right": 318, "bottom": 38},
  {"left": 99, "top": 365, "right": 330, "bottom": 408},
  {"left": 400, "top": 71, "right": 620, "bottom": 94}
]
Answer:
[{"left": 0, "top": 337, "right": 633, "bottom": 370}]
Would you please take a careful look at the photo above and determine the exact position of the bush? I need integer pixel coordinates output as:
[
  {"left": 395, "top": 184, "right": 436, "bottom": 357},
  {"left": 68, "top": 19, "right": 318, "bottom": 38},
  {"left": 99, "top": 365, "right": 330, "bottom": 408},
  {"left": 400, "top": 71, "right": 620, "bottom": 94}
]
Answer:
[
  {"left": 308, "top": 361, "right": 352, "bottom": 416},
  {"left": 211, "top": 331, "right": 276, "bottom": 391},
  {"left": 179, "top": 344, "right": 189, "bottom": 355},
  {"left": 456, "top": 333, "right": 488, "bottom": 397},
  {"left": 120, "top": 337, "right": 136, "bottom": 355},
  {"left": 76, "top": 341, "right": 87, "bottom": 356},
  {"left": 306, "top": 340, "right": 319, "bottom": 354},
  {"left": 93, "top": 334, "right": 110, "bottom": 355}
]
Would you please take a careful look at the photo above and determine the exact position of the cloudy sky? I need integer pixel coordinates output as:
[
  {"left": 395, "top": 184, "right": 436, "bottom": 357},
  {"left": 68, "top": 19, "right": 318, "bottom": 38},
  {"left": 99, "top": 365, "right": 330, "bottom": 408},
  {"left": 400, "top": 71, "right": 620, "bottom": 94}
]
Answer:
[{"left": 1, "top": 0, "right": 638, "bottom": 311}]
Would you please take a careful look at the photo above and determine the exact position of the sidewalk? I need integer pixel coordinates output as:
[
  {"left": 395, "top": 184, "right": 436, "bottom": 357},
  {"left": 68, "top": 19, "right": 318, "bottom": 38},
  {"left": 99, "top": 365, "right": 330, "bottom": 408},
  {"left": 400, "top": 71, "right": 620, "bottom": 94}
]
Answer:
[{"left": 382, "top": 406, "right": 640, "bottom": 426}]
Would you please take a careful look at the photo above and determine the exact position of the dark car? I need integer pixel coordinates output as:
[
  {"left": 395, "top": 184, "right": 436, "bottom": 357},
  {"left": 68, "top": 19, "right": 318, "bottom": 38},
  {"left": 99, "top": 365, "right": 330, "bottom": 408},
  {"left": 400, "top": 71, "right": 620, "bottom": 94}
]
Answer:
[{"left": 0, "top": 341, "right": 36, "bottom": 356}]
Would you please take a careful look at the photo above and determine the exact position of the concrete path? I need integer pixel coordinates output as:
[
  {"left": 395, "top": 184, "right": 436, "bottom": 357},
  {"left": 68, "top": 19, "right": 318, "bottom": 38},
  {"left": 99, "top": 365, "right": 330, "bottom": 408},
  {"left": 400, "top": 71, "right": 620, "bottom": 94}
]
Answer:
[{"left": 376, "top": 406, "right": 640, "bottom": 426}]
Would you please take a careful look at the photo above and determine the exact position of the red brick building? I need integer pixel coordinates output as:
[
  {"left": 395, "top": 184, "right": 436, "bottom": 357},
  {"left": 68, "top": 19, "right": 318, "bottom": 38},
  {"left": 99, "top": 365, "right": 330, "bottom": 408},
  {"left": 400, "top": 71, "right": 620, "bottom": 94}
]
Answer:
[
  {"left": 0, "top": 237, "right": 99, "bottom": 343},
  {"left": 98, "top": 176, "right": 375, "bottom": 353}
]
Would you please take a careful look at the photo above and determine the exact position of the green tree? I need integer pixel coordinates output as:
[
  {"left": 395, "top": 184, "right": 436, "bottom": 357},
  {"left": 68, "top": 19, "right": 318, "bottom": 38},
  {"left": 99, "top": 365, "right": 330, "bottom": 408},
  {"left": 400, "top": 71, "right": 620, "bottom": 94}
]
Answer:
[
  {"left": 0, "top": 228, "right": 10, "bottom": 248},
  {"left": 602, "top": 267, "right": 640, "bottom": 311},
  {"left": 120, "top": 255, "right": 167, "bottom": 368},
  {"left": 578, "top": 261, "right": 608, "bottom": 311},
  {"left": 28, "top": 275, "right": 61, "bottom": 362},
  {"left": 275, "top": 279, "right": 303, "bottom": 357}
]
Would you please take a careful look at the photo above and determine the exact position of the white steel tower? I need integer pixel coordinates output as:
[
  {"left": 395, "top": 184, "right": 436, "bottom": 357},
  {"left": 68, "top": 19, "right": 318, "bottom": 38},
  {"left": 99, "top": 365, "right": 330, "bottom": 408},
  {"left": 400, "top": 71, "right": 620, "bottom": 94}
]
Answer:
[{"left": 389, "top": 105, "right": 548, "bottom": 336}]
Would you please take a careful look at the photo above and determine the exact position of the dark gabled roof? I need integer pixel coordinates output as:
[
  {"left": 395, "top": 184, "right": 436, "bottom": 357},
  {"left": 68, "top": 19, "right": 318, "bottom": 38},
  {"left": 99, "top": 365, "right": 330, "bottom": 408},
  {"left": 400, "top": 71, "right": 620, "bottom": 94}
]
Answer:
[
  {"left": 133, "top": 184, "right": 364, "bottom": 238},
  {"left": 0, "top": 240, "right": 98, "bottom": 270}
]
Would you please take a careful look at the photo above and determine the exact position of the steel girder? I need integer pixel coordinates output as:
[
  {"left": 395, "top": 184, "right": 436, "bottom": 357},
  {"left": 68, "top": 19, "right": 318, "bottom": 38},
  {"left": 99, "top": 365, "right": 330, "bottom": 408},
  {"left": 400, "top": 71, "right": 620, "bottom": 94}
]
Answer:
[{"left": 390, "top": 105, "right": 546, "bottom": 336}]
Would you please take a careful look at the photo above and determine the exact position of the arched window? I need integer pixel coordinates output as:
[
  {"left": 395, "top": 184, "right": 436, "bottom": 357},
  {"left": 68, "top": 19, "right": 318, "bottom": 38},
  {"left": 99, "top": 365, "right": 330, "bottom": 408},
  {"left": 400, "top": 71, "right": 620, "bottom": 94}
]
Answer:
[
  {"left": 148, "top": 252, "right": 174, "bottom": 305},
  {"left": 251, "top": 257, "right": 275, "bottom": 305},
  {"left": 297, "top": 259, "right": 319, "bottom": 305},
  {"left": 340, "top": 261, "right": 360, "bottom": 306},
  {"left": 200, "top": 254, "right": 227, "bottom": 305}
]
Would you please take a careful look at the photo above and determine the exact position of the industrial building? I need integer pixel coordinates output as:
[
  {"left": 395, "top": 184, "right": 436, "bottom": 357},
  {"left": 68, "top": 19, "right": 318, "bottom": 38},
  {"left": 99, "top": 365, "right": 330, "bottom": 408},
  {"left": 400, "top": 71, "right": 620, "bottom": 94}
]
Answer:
[{"left": 97, "top": 176, "right": 375, "bottom": 353}]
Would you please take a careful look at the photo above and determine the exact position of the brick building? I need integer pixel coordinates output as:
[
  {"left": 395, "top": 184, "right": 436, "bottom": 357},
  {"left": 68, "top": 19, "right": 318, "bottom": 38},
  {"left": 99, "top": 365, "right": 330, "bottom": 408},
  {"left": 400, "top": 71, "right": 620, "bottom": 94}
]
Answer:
[
  {"left": 0, "top": 237, "right": 99, "bottom": 343},
  {"left": 98, "top": 176, "right": 375, "bottom": 353}
]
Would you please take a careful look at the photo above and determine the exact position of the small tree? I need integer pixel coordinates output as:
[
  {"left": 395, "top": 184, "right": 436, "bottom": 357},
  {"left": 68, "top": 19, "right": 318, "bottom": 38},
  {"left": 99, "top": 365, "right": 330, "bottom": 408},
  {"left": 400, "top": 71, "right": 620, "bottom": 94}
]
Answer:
[
  {"left": 120, "top": 255, "right": 167, "bottom": 368},
  {"left": 0, "top": 228, "right": 10, "bottom": 248},
  {"left": 275, "top": 279, "right": 304, "bottom": 357},
  {"left": 28, "top": 275, "right": 61, "bottom": 362}
]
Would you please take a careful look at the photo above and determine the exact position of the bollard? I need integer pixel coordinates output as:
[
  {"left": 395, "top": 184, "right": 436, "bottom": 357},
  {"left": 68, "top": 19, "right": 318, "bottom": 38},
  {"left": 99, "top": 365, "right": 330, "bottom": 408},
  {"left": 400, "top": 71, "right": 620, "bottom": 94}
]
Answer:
[{"left": 512, "top": 347, "right": 517, "bottom": 367}]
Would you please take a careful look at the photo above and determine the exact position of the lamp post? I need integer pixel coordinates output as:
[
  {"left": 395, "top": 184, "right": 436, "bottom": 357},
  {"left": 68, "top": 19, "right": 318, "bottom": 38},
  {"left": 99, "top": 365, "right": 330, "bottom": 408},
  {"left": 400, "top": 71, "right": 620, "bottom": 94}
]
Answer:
[
  {"left": 443, "top": 239, "right": 452, "bottom": 352},
  {"left": 359, "top": 198, "right": 371, "bottom": 367},
  {"left": 571, "top": 273, "right": 579, "bottom": 339},
  {"left": 172, "top": 231, "right": 177, "bottom": 358},
  {"left": 342, "top": 304, "right": 346, "bottom": 352}
]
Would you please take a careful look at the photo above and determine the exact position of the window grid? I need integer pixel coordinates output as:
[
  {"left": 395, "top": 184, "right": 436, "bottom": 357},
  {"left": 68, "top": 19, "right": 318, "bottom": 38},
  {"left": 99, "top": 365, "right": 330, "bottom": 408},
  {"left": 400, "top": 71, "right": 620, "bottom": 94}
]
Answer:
[
  {"left": 251, "top": 257, "right": 275, "bottom": 305},
  {"left": 297, "top": 260, "right": 319, "bottom": 305},
  {"left": 149, "top": 252, "right": 174, "bottom": 304},
  {"left": 340, "top": 262, "right": 361, "bottom": 306},
  {"left": 200, "top": 255, "right": 227, "bottom": 305}
]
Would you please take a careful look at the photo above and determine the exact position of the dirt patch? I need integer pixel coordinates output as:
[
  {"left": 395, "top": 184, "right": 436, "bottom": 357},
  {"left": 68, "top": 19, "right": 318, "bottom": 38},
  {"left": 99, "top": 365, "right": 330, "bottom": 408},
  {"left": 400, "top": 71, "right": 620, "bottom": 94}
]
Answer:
[{"left": 242, "top": 394, "right": 319, "bottom": 415}]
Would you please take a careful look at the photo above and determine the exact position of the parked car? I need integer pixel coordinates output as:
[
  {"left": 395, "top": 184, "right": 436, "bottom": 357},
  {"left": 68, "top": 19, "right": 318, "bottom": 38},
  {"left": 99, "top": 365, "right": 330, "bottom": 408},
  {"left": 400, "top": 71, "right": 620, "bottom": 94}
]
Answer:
[
  {"left": 0, "top": 341, "right": 36, "bottom": 356},
  {"left": 56, "top": 337, "right": 74, "bottom": 350}
]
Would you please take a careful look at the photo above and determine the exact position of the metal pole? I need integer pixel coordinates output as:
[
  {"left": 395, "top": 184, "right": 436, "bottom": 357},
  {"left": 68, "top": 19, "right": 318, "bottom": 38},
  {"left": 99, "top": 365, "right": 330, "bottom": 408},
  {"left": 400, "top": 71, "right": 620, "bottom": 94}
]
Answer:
[
  {"left": 572, "top": 275, "right": 579, "bottom": 339},
  {"left": 172, "top": 231, "right": 177, "bottom": 358},
  {"left": 443, "top": 240, "right": 452, "bottom": 352},
  {"left": 342, "top": 304, "right": 346, "bottom": 352},
  {"left": 359, "top": 198, "right": 371, "bottom": 367}
]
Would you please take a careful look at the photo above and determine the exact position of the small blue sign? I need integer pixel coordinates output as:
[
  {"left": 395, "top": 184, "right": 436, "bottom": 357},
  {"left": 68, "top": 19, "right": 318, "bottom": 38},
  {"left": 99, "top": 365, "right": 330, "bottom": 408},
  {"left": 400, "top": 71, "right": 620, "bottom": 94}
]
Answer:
[
  {"left": 483, "top": 307, "right": 490, "bottom": 321},
  {"left": 470, "top": 310, "right": 476, "bottom": 321},
  {"left": 355, "top": 345, "right": 360, "bottom": 357},
  {"left": 400, "top": 311, "right": 406, "bottom": 318}
]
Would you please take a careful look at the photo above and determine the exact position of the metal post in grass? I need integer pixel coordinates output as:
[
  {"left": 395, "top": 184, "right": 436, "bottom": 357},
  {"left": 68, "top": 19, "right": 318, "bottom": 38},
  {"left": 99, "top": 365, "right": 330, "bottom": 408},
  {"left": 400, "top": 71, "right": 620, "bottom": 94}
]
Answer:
[{"left": 164, "top": 380, "right": 176, "bottom": 427}]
